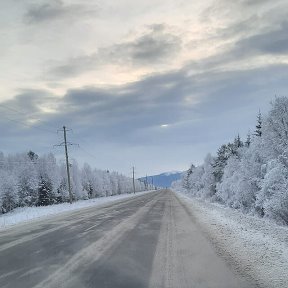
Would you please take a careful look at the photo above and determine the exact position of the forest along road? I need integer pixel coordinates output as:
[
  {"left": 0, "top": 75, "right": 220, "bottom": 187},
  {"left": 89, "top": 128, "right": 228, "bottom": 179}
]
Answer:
[{"left": 0, "top": 190, "right": 256, "bottom": 288}]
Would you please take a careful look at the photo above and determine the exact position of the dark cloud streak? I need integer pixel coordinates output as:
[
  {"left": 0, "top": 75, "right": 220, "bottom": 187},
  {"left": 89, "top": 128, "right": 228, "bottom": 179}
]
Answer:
[
  {"left": 24, "top": 0, "right": 97, "bottom": 24},
  {"left": 234, "top": 21, "right": 288, "bottom": 55},
  {"left": 48, "top": 24, "right": 181, "bottom": 79},
  {"left": 3, "top": 63, "right": 288, "bottom": 147}
]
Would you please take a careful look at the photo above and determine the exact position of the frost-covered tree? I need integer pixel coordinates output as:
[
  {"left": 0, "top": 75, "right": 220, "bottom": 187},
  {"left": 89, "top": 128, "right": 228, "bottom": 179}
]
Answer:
[
  {"left": 255, "top": 97, "right": 288, "bottom": 223},
  {"left": 245, "top": 133, "right": 251, "bottom": 148},
  {"left": 0, "top": 149, "right": 148, "bottom": 213},
  {"left": 254, "top": 111, "right": 262, "bottom": 137},
  {"left": 0, "top": 170, "right": 18, "bottom": 213},
  {"left": 110, "top": 172, "right": 119, "bottom": 196},
  {"left": 216, "top": 155, "right": 241, "bottom": 206},
  {"left": 234, "top": 134, "right": 243, "bottom": 149},
  {"left": 81, "top": 163, "right": 94, "bottom": 199},
  {"left": 57, "top": 163, "right": 70, "bottom": 203},
  {"left": 217, "top": 139, "right": 264, "bottom": 212},
  {"left": 182, "top": 164, "right": 195, "bottom": 191},
  {"left": 37, "top": 153, "right": 60, "bottom": 205},
  {"left": 17, "top": 155, "right": 38, "bottom": 207},
  {"left": 70, "top": 160, "right": 82, "bottom": 200},
  {"left": 38, "top": 176, "right": 53, "bottom": 206},
  {"left": 177, "top": 96, "right": 288, "bottom": 225},
  {"left": 262, "top": 97, "right": 288, "bottom": 157},
  {"left": 200, "top": 153, "right": 216, "bottom": 199},
  {"left": 213, "top": 144, "right": 231, "bottom": 183}
]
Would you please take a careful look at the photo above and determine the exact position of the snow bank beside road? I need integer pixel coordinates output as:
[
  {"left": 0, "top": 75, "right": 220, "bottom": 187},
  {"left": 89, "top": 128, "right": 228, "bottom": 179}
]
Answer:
[
  {"left": 175, "top": 192, "right": 288, "bottom": 288},
  {"left": 0, "top": 191, "right": 154, "bottom": 230}
]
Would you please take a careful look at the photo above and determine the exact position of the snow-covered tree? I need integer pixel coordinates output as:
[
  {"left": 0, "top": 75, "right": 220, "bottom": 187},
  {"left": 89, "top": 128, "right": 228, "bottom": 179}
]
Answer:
[
  {"left": 200, "top": 153, "right": 216, "bottom": 199},
  {"left": 213, "top": 144, "right": 233, "bottom": 183},
  {"left": 177, "top": 96, "right": 288, "bottom": 225},
  {"left": 70, "top": 160, "right": 82, "bottom": 200},
  {"left": 81, "top": 163, "right": 94, "bottom": 199},
  {"left": 254, "top": 111, "right": 262, "bottom": 137},
  {"left": 245, "top": 132, "right": 251, "bottom": 148},
  {"left": 182, "top": 164, "right": 195, "bottom": 191},
  {"left": 0, "top": 149, "right": 146, "bottom": 213},
  {"left": 37, "top": 153, "right": 60, "bottom": 205},
  {"left": 17, "top": 154, "right": 38, "bottom": 207},
  {"left": 0, "top": 170, "right": 18, "bottom": 213}
]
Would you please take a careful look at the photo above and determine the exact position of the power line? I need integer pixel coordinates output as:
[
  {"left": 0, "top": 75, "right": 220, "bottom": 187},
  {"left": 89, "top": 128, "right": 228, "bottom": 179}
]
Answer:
[
  {"left": 0, "top": 103, "right": 59, "bottom": 131},
  {"left": 78, "top": 145, "right": 98, "bottom": 161},
  {"left": 68, "top": 131, "right": 100, "bottom": 162},
  {"left": 0, "top": 103, "right": 56, "bottom": 129},
  {"left": 0, "top": 113, "right": 56, "bottom": 134}
]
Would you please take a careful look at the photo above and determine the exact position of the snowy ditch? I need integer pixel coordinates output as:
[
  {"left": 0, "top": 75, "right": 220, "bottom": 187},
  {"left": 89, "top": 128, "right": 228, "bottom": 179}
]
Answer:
[
  {"left": 0, "top": 190, "right": 155, "bottom": 230},
  {"left": 175, "top": 191, "right": 288, "bottom": 288}
]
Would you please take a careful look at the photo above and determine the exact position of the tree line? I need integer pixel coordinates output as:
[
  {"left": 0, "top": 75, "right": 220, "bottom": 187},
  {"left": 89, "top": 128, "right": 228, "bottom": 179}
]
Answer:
[
  {"left": 172, "top": 97, "right": 288, "bottom": 225},
  {"left": 0, "top": 151, "right": 147, "bottom": 214}
]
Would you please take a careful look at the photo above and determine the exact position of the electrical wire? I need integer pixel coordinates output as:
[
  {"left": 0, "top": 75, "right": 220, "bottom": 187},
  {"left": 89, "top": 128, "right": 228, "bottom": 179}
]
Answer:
[
  {"left": 78, "top": 145, "right": 98, "bottom": 161},
  {"left": 0, "top": 104, "right": 100, "bottom": 165},
  {"left": 1, "top": 114, "right": 57, "bottom": 134},
  {"left": 0, "top": 104, "right": 59, "bottom": 133}
]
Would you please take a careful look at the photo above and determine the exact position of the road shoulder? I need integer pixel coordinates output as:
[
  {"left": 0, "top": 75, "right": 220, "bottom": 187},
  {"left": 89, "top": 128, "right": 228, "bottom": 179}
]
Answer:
[{"left": 174, "top": 191, "right": 288, "bottom": 288}]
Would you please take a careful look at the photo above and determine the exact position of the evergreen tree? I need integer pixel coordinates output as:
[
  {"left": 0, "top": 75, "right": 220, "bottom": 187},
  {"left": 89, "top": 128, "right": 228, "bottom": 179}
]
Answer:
[
  {"left": 213, "top": 144, "right": 230, "bottom": 182},
  {"left": 234, "top": 134, "right": 243, "bottom": 149},
  {"left": 254, "top": 111, "right": 262, "bottom": 137},
  {"left": 27, "top": 151, "right": 38, "bottom": 162},
  {"left": 245, "top": 133, "right": 251, "bottom": 147},
  {"left": 182, "top": 164, "right": 195, "bottom": 191},
  {"left": 0, "top": 171, "right": 18, "bottom": 213},
  {"left": 38, "top": 177, "right": 54, "bottom": 206},
  {"left": 17, "top": 154, "right": 38, "bottom": 207}
]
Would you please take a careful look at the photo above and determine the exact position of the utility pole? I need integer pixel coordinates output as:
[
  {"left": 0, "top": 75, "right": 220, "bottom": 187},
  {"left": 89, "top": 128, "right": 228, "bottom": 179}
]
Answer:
[
  {"left": 63, "top": 126, "right": 73, "bottom": 204},
  {"left": 132, "top": 166, "right": 136, "bottom": 194},
  {"left": 54, "top": 126, "right": 78, "bottom": 204},
  {"left": 145, "top": 175, "right": 148, "bottom": 190}
]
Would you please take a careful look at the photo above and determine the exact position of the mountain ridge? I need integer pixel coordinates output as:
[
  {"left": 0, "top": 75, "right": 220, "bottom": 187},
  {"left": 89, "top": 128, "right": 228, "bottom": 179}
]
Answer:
[{"left": 139, "top": 171, "right": 183, "bottom": 188}]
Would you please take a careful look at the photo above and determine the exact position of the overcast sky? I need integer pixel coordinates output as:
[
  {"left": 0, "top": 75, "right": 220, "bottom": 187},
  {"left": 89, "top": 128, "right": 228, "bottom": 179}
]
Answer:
[{"left": 0, "top": 0, "right": 287, "bottom": 177}]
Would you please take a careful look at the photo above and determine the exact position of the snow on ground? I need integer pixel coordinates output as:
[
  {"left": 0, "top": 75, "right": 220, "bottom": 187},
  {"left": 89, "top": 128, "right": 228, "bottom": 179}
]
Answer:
[
  {"left": 175, "top": 191, "right": 288, "bottom": 288},
  {"left": 0, "top": 191, "right": 154, "bottom": 231}
]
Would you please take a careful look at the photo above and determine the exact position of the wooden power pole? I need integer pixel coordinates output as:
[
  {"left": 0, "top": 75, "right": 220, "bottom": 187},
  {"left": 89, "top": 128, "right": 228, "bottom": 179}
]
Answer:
[
  {"left": 132, "top": 166, "right": 136, "bottom": 194},
  {"left": 55, "top": 126, "right": 76, "bottom": 204},
  {"left": 63, "top": 126, "right": 73, "bottom": 204}
]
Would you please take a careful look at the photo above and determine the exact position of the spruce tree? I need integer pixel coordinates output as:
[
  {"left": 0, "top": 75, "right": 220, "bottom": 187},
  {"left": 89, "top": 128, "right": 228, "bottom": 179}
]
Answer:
[
  {"left": 182, "top": 164, "right": 195, "bottom": 190},
  {"left": 245, "top": 133, "right": 251, "bottom": 147},
  {"left": 254, "top": 111, "right": 262, "bottom": 137},
  {"left": 234, "top": 134, "right": 243, "bottom": 148}
]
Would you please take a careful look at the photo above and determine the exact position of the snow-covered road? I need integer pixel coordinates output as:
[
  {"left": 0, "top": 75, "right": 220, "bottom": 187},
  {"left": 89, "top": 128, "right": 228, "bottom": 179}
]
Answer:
[{"left": 0, "top": 190, "right": 256, "bottom": 287}]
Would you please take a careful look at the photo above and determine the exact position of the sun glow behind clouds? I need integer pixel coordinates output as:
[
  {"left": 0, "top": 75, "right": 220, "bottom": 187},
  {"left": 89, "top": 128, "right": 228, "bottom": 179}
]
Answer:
[{"left": 161, "top": 124, "right": 169, "bottom": 127}]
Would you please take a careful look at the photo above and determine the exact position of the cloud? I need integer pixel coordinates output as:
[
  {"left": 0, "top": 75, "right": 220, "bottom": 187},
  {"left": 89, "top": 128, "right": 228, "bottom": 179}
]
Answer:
[
  {"left": 183, "top": 16, "right": 288, "bottom": 77},
  {"left": 234, "top": 21, "right": 288, "bottom": 55},
  {"left": 4, "top": 62, "right": 288, "bottom": 146},
  {"left": 24, "top": 0, "right": 97, "bottom": 24},
  {"left": 200, "top": 0, "right": 286, "bottom": 35},
  {"left": 236, "top": 0, "right": 282, "bottom": 7},
  {"left": 2, "top": 60, "right": 288, "bottom": 174},
  {"left": 48, "top": 24, "right": 181, "bottom": 79},
  {"left": 122, "top": 24, "right": 181, "bottom": 64}
]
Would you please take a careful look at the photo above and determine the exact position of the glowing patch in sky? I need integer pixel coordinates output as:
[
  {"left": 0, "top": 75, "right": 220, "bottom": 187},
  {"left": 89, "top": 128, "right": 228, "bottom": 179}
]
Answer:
[{"left": 161, "top": 124, "right": 169, "bottom": 127}]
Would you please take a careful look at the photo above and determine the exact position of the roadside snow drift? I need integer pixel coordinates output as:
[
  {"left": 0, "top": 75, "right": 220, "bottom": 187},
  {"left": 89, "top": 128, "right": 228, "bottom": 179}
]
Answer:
[
  {"left": 176, "top": 192, "right": 288, "bottom": 288},
  {"left": 0, "top": 191, "right": 153, "bottom": 230}
]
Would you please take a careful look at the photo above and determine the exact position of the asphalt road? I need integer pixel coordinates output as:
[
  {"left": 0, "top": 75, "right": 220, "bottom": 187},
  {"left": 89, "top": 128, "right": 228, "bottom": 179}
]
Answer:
[{"left": 0, "top": 190, "right": 255, "bottom": 288}]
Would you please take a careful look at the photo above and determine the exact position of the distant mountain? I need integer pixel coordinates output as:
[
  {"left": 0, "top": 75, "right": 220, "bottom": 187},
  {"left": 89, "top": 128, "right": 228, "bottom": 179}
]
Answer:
[{"left": 139, "top": 171, "right": 183, "bottom": 188}]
